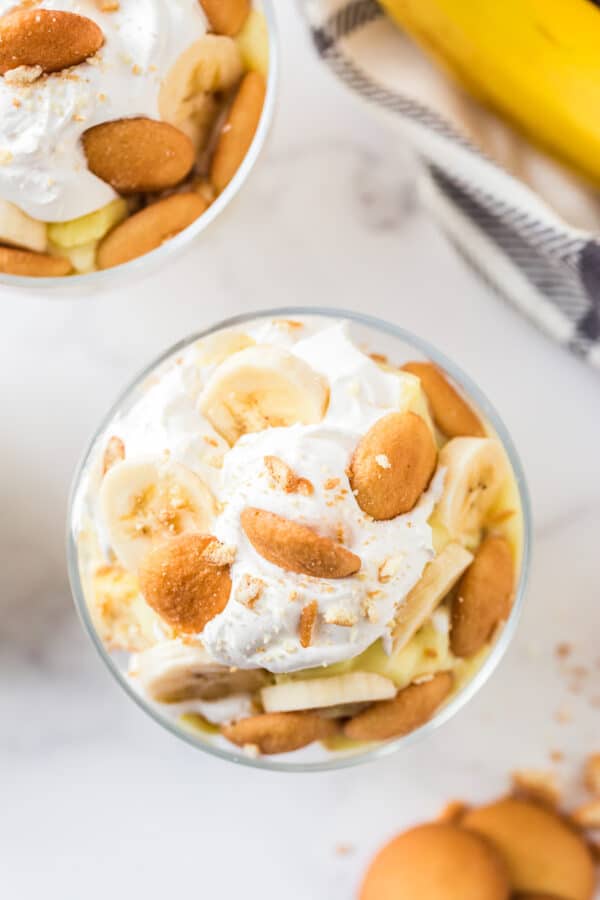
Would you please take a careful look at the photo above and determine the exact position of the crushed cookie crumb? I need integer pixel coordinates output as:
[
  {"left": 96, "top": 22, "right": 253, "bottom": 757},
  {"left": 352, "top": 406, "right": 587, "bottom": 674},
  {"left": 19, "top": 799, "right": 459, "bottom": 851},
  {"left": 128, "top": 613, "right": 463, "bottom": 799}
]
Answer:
[
  {"left": 555, "top": 642, "right": 572, "bottom": 659},
  {"left": 369, "top": 352, "right": 388, "bottom": 365},
  {"left": 299, "top": 600, "right": 318, "bottom": 648},
  {"left": 203, "top": 541, "right": 236, "bottom": 567},
  {"left": 324, "top": 478, "right": 340, "bottom": 491},
  {"left": 571, "top": 800, "right": 600, "bottom": 829},
  {"left": 235, "top": 574, "right": 264, "bottom": 609},
  {"left": 549, "top": 750, "right": 564, "bottom": 764},
  {"left": 275, "top": 319, "right": 304, "bottom": 330},
  {"left": 324, "top": 607, "right": 358, "bottom": 627},
  {"left": 102, "top": 435, "right": 125, "bottom": 475},
  {"left": 264, "top": 455, "right": 313, "bottom": 496},
  {"left": 511, "top": 769, "right": 561, "bottom": 808},
  {"left": 5, "top": 65, "right": 43, "bottom": 85},
  {"left": 360, "top": 595, "right": 379, "bottom": 623},
  {"left": 555, "top": 706, "right": 572, "bottom": 724},
  {"left": 378, "top": 554, "right": 404, "bottom": 583},
  {"left": 436, "top": 800, "right": 468, "bottom": 824},
  {"left": 584, "top": 753, "right": 600, "bottom": 796}
]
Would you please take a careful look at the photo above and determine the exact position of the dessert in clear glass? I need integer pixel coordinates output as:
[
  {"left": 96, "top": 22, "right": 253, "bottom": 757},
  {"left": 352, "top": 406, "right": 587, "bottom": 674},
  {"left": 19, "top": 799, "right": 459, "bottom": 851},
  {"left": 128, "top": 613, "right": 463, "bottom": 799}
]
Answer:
[
  {"left": 0, "top": 0, "right": 275, "bottom": 290},
  {"left": 68, "top": 308, "right": 531, "bottom": 771}
]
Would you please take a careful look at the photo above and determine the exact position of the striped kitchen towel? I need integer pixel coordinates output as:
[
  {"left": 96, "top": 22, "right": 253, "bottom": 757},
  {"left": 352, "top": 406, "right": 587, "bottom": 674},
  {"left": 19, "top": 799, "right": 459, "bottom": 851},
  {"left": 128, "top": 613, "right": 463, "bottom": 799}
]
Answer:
[{"left": 301, "top": 0, "right": 600, "bottom": 369}]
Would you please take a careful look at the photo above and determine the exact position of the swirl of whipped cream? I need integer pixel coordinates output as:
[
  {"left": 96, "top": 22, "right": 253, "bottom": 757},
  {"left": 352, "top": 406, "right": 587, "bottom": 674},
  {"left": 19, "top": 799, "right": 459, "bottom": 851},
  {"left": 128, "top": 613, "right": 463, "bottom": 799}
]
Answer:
[{"left": 0, "top": 0, "right": 207, "bottom": 221}]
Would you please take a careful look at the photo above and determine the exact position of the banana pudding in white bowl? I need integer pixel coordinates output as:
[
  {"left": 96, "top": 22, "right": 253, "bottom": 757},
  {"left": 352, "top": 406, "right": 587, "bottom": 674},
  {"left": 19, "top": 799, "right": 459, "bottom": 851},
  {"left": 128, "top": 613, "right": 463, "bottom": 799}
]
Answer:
[
  {"left": 68, "top": 309, "right": 531, "bottom": 771},
  {"left": 0, "top": 0, "right": 276, "bottom": 291}
]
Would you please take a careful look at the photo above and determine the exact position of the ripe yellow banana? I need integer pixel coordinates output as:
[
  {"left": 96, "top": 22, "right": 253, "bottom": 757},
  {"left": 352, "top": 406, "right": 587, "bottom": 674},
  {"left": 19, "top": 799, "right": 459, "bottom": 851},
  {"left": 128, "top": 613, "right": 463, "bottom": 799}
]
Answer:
[{"left": 380, "top": 0, "right": 600, "bottom": 185}]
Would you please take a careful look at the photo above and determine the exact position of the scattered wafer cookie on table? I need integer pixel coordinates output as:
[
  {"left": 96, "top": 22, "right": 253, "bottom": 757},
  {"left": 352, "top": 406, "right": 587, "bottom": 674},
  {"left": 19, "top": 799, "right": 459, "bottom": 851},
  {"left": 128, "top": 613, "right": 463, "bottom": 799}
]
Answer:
[
  {"left": 360, "top": 823, "right": 511, "bottom": 900},
  {"left": 360, "top": 750, "right": 600, "bottom": 899}
]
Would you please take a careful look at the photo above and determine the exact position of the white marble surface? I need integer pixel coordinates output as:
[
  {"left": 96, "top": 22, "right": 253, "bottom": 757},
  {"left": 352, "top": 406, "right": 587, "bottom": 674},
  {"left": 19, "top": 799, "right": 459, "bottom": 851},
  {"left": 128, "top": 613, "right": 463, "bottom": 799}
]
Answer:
[{"left": 2, "top": 4, "right": 599, "bottom": 897}]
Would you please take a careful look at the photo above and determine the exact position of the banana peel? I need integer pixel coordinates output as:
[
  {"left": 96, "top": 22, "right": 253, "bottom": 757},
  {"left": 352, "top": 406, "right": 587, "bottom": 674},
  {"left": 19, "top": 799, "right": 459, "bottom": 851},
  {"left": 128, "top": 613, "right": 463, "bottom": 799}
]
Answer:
[{"left": 380, "top": 0, "right": 600, "bottom": 186}]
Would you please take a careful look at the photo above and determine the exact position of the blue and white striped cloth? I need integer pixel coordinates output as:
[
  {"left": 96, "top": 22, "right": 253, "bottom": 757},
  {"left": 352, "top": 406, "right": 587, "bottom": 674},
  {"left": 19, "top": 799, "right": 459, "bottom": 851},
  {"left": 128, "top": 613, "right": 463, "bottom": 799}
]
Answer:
[{"left": 302, "top": 0, "right": 600, "bottom": 369}]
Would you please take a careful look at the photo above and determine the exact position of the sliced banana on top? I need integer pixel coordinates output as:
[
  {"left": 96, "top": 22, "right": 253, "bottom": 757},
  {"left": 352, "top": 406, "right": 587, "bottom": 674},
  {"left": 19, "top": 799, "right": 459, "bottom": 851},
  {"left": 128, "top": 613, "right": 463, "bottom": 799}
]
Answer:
[
  {"left": 194, "top": 329, "right": 255, "bottom": 368},
  {"left": 435, "top": 437, "right": 509, "bottom": 543},
  {"left": 261, "top": 672, "right": 396, "bottom": 714},
  {"left": 100, "top": 460, "right": 216, "bottom": 572},
  {"left": 391, "top": 542, "right": 473, "bottom": 652},
  {"left": 159, "top": 35, "right": 243, "bottom": 149},
  {"left": 131, "top": 639, "right": 270, "bottom": 702},
  {"left": 199, "top": 345, "right": 330, "bottom": 445}
]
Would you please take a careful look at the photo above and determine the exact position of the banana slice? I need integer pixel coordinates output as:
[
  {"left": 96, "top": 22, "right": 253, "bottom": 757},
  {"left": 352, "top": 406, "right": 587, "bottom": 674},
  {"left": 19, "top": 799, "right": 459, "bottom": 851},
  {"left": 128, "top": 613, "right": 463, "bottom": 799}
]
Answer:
[
  {"left": 435, "top": 438, "right": 509, "bottom": 543},
  {"left": 392, "top": 542, "right": 473, "bottom": 652},
  {"left": 47, "top": 198, "right": 127, "bottom": 249},
  {"left": 261, "top": 672, "right": 396, "bottom": 713},
  {"left": 50, "top": 240, "right": 98, "bottom": 274},
  {"left": 401, "top": 370, "right": 436, "bottom": 436},
  {"left": 131, "top": 639, "right": 270, "bottom": 702},
  {"left": 199, "top": 345, "right": 329, "bottom": 445},
  {"left": 194, "top": 329, "right": 255, "bottom": 367},
  {"left": 158, "top": 35, "right": 243, "bottom": 149},
  {"left": 236, "top": 8, "right": 269, "bottom": 77},
  {"left": 100, "top": 459, "right": 216, "bottom": 572},
  {"left": 0, "top": 198, "right": 46, "bottom": 252}
]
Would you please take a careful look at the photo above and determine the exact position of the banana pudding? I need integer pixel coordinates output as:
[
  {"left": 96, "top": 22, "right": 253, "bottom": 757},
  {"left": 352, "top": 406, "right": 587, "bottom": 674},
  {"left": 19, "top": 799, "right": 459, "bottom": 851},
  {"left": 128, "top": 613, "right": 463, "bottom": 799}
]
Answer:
[
  {"left": 0, "top": 0, "right": 269, "bottom": 277},
  {"left": 72, "top": 314, "right": 525, "bottom": 761}
]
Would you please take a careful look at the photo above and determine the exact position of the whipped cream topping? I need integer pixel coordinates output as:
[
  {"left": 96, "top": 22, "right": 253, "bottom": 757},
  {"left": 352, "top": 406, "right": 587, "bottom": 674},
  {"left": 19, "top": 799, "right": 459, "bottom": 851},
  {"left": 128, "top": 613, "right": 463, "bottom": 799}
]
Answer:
[
  {"left": 95, "top": 318, "right": 443, "bottom": 675},
  {"left": 0, "top": 0, "right": 207, "bottom": 221}
]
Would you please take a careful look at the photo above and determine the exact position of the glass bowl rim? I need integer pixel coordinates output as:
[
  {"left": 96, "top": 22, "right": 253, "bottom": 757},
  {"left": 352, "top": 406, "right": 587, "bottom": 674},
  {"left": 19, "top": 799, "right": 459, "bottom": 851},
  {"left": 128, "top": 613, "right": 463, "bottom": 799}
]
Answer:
[
  {"left": 0, "top": 0, "right": 279, "bottom": 294},
  {"left": 66, "top": 306, "right": 532, "bottom": 773}
]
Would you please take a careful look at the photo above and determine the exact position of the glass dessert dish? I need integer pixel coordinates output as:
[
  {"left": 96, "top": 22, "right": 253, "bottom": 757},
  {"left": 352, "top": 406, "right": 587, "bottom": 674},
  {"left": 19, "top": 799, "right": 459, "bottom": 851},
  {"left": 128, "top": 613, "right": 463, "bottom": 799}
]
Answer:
[
  {"left": 0, "top": 0, "right": 277, "bottom": 294},
  {"left": 68, "top": 308, "right": 531, "bottom": 772}
]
